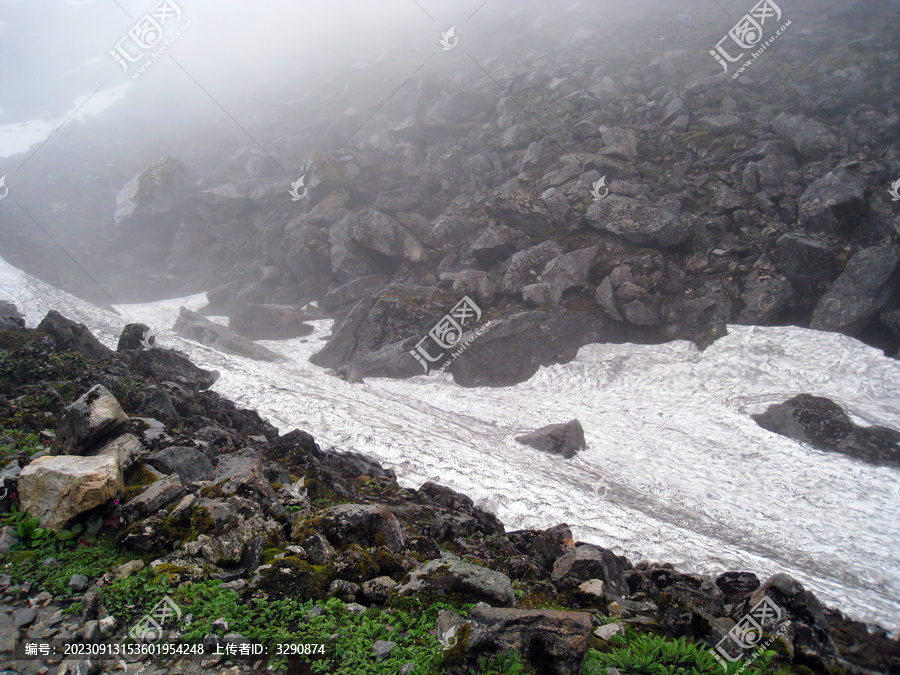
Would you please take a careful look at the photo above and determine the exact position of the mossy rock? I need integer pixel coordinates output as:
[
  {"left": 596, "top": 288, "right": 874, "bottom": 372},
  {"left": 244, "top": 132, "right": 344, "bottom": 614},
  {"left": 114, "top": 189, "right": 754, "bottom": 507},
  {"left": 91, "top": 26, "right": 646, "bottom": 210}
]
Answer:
[{"left": 250, "top": 556, "right": 330, "bottom": 601}]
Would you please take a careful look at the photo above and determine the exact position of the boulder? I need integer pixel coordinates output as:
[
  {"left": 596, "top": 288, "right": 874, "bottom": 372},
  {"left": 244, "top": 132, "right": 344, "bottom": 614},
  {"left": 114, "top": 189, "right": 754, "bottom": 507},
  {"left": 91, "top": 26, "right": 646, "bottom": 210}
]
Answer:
[
  {"left": 753, "top": 394, "right": 900, "bottom": 464},
  {"left": 19, "top": 452, "right": 123, "bottom": 530},
  {"left": 529, "top": 524, "right": 576, "bottom": 570},
  {"left": 810, "top": 245, "right": 898, "bottom": 335},
  {"left": 119, "top": 474, "right": 186, "bottom": 524},
  {"left": 798, "top": 171, "right": 866, "bottom": 235},
  {"left": 144, "top": 446, "right": 214, "bottom": 484},
  {"left": 775, "top": 234, "right": 839, "bottom": 288},
  {"left": 551, "top": 544, "right": 629, "bottom": 596},
  {"left": 173, "top": 308, "right": 286, "bottom": 362},
  {"left": 228, "top": 304, "right": 313, "bottom": 341},
  {"left": 123, "top": 344, "right": 219, "bottom": 391},
  {"left": 395, "top": 559, "right": 515, "bottom": 607},
  {"left": 202, "top": 452, "right": 280, "bottom": 513},
  {"left": 52, "top": 385, "right": 129, "bottom": 455},
  {"left": 352, "top": 209, "right": 426, "bottom": 263},
  {"left": 585, "top": 196, "right": 690, "bottom": 247},
  {"left": 461, "top": 605, "right": 592, "bottom": 675},
  {"left": 737, "top": 272, "right": 792, "bottom": 325},
  {"left": 114, "top": 156, "right": 196, "bottom": 224},
  {"left": 330, "top": 211, "right": 386, "bottom": 284},
  {"left": 116, "top": 323, "right": 157, "bottom": 351},
  {"left": 314, "top": 504, "right": 404, "bottom": 552},
  {"left": 726, "top": 574, "right": 838, "bottom": 668},
  {"left": 772, "top": 114, "right": 839, "bottom": 159},
  {"left": 323, "top": 275, "right": 388, "bottom": 312},
  {"left": 501, "top": 241, "right": 564, "bottom": 295},
  {"left": 361, "top": 576, "right": 397, "bottom": 605},
  {"left": 37, "top": 311, "right": 114, "bottom": 360},
  {"left": 539, "top": 246, "right": 600, "bottom": 295},
  {"left": 515, "top": 420, "right": 586, "bottom": 459},
  {"left": 485, "top": 184, "right": 554, "bottom": 236},
  {"left": 450, "top": 310, "right": 605, "bottom": 387},
  {"left": 0, "top": 301, "right": 25, "bottom": 327},
  {"left": 470, "top": 224, "right": 524, "bottom": 266}
]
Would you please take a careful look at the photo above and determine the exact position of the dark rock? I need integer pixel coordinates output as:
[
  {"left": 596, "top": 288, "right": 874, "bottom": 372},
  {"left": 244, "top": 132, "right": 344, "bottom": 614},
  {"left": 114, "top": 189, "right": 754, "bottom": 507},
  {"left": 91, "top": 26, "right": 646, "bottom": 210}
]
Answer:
[
  {"left": 515, "top": 420, "right": 586, "bottom": 459},
  {"left": 539, "top": 246, "right": 600, "bottom": 296},
  {"left": 323, "top": 275, "right": 388, "bottom": 312},
  {"left": 352, "top": 209, "right": 426, "bottom": 263},
  {"left": 315, "top": 504, "right": 404, "bottom": 552},
  {"left": 501, "top": 241, "right": 564, "bottom": 296},
  {"left": 463, "top": 605, "right": 592, "bottom": 675},
  {"left": 714, "top": 571, "right": 760, "bottom": 604},
  {"left": 775, "top": 234, "right": 839, "bottom": 287},
  {"left": 470, "top": 224, "right": 525, "bottom": 266},
  {"left": 119, "top": 475, "right": 186, "bottom": 524},
  {"left": 753, "top": 394, "right": 900, "bottom": 463},
  {"left": 798, "top": 171, "right": 866, "bottom": 235},
  {"left": 772, "top": 114, "right": 839, "bottom": 159},
  {"left": 529, "top": 524, "right": 576, "bottom": 570},
  {"left": 396, "top": 559, "right": 515, "bottom": 606},
  {"left": 124, "top": 346, "right": 219, "bottom": 390},
  {"left": 737, "top": 272, "right": 792, "bottom": 325},
  {"left": 229, "top": 303, "right": 314, "bottom": 341},
  {"left": 551, "top": 544, "right": 629, "bottom": 596},
  {"left": 144, "top": 446, "right": 214, "bottom": 484},
  {"left": 486, "top": 184, "right": 554, "bottom": 236},
  {"left": 811, "top": 245, "right": 898, "bottom": 335},
  {"left": 450, "top": 310, "right": 605, "bottom": 387},
  {"left": 174, "top": 307, "right": 286, "bottom": 362},
  {"left": 37, "top": 310, "right": 114, "bottom": 360},
  {"left": 585, "top": 196, "right": 690, "bottom": 247}
]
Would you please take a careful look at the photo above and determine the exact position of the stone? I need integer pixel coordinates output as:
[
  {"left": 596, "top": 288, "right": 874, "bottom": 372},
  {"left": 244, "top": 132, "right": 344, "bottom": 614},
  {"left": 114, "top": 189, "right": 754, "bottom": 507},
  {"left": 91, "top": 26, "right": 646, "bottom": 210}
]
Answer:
[
  {"left": 174, "top": 308, "right": 286, "bottom": 362},
  {"left": 811, "top": 245, "right": 899, "bottom": 335},
  {"left": 516, "top": 420, "right": 586, "bottom": 459},
  {"left": 18, "top": 452, "right": 123, "bottom": 530},
  {"left": 464, "top": 606, "right": 592, "bottom": 675},
  {"left": 594, "top": 622, "right": 625, "bottom": 640},
  {"left": 585, "top": 196, "right": 690, "bottom": 247},
  {"left": 551, "top": 545, "right": 629, "bottom": 596},
  {"left": 68, "top": 575, "right": 90, "bottom": 593},
  {"left": 361, "top": 576, "right": 398, "bottom": 605},
  {"left": 316, "top": 504, "right": 404, "bottom": 552},
  {"left": 530, "top": 524, "right": 576, "bottom": 570},
  {"left": 144, "top": 446, "right": 214, "bottom": 484},
  {"left": 485, "top": 184, "right": 554, "bottom": 236},
  {"left": 772, "top": 113, "right": 839, "bottom": 159},
  {"left": 501, "top": 241, "right": 565, "bottom": 295},
  {"left": 798, "top": 171, "right": 866, "bottom": 235},
  {"left": 52, "top": 385, "right": 129, "bottom": 455},
  {"left": 37, "top": 311, "right": 114, "bottom": 360},
  {"left": 373, "top": 639, "right": 397, "bottom": 658},
  {"left": 396, "top": 559, "right": 516, "bottom": 607},
  {"left": 229, "top": 304, "right": 314, "bottom": 341},
  {"left": 352, "top": 209, "right": 426, "bottom": 263}
]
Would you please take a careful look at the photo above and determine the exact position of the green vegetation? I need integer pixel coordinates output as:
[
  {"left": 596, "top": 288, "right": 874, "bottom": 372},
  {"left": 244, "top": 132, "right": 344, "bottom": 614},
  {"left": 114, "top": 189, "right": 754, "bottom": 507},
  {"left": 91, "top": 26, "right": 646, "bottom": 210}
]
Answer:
[{"left": 583, "top": 633, "right": 781, "bottom": 675}]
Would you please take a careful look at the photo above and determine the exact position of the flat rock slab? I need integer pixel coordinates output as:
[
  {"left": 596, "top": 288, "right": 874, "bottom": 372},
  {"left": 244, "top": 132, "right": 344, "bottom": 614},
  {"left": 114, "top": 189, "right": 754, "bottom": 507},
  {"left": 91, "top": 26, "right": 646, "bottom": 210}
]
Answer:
[{"left": 516, "top": 420, "right": 586, "bottom": 459}]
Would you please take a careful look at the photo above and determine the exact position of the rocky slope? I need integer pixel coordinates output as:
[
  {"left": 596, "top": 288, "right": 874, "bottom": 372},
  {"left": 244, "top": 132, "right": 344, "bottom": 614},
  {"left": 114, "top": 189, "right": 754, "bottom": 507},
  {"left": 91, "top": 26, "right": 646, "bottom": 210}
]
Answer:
[{"left": 1, "top": 308, "right": 898, "bottom": 674}]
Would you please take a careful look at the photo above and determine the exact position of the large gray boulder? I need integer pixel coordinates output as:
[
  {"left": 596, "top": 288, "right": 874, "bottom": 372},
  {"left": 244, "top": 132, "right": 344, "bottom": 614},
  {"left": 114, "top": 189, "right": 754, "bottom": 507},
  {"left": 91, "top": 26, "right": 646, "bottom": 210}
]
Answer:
[
  {"left": 772, "top": 114, "right": 839, "bottom": 159},
  {"left": 447, "top": 605, "right": 592, "bottom": 675},
  {"left": 173, "top": 308, "right": 286, "bottom": 362},
  {"left": 515, "top": 420, "right": 586, "bottom": 459},
  {"left": 396, "top": 559, "right": 515, "bottom": 607},
  {"left": 551, "top": 544, "right": 630, "bottom": 596},
  {"left": 38, "top": 311, "right": 114, "bottom": 360},
  {"left": 486, "top": 184, "right": 554, "bottom": 236},
  {"left": 450, "top": 310, "right": 605, "bottom": 387},
  {"left": 501, "top": 241, "right": 564, "bottom": 295},
  {"left": 229, "top": 303, "right": 313, "bottom": 341},
  {"left": 798, "top": 170, "right": 866, "bottom": 235},
  {"left": 52, "top": 385, "right": 129, "bottom": 455},
  {"left": 352, "top": 209, "right": 426, "bottom": 263},
  {"left": 144, "top": 446, "right": 214, "bottom": 485},
  {"left": 314, "top": 504, "right": 404, "bottom": 553},
  {"left": 114, "top": 156, "right": 196, "bottom": 224},
  {"left": 584, "top": 196, "right": 690, "bottom": 247},
  {"left": 810, "top": 245, "right": 898, "bottom": 334}
]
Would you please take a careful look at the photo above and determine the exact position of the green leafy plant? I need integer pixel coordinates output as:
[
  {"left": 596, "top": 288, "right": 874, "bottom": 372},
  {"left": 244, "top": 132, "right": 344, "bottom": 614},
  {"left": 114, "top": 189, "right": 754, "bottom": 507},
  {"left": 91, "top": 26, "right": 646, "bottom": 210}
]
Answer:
[{"left": 583, "top": 634, "right": 778, "bottom": 675}]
